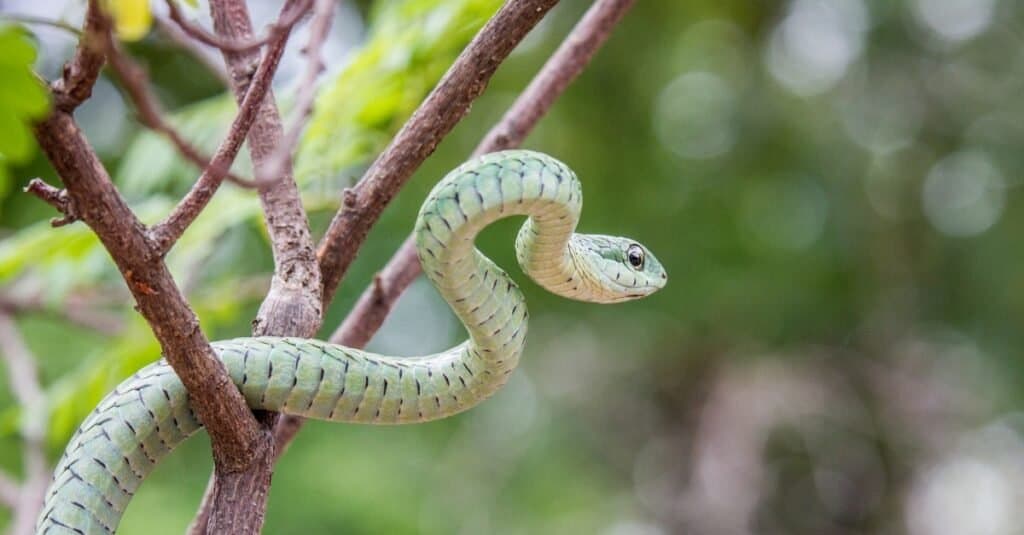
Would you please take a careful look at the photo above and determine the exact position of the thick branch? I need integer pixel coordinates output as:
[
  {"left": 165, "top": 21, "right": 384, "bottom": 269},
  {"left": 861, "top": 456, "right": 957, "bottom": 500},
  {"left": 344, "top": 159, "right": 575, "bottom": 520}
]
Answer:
[
  {"left": 32, "top": 0, "right": 264, "bottom": 472},
  {"left": 315, "top": 0, "right": 561, "bottom": 307},
  {"left": 33, "top": 111, "right": 264, "bottom": 469},
  {"left": 188, "top": 0, "right": 324, "bottom": 532}
]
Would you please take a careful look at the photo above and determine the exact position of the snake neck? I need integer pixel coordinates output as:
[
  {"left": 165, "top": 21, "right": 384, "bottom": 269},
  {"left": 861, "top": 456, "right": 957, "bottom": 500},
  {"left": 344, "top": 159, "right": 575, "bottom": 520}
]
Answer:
[{"left": 415, "top": 151, "right": 583, "bottom": 361}]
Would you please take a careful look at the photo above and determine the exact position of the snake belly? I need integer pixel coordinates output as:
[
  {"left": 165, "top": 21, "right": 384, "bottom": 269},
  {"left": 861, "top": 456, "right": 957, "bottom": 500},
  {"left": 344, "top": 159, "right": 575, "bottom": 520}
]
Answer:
[{"left": 35, "top": 150, "right": 637, "bottom": 534}]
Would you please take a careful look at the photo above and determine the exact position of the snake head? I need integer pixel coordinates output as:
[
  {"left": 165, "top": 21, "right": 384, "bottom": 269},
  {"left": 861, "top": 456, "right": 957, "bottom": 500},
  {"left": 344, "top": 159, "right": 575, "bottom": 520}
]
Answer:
[{"left": 570, "top": 234, "right": 667, "bottom": 303}]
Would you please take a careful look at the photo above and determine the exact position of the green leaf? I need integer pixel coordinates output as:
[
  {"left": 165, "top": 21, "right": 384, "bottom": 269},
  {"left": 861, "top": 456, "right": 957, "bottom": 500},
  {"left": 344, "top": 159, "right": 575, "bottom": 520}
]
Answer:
[
  {"left": 294, "top": 0, "right": 503, "bottom": 188},
  {"left": 0, "top": 25, "right": 50, "bottom": 164}
]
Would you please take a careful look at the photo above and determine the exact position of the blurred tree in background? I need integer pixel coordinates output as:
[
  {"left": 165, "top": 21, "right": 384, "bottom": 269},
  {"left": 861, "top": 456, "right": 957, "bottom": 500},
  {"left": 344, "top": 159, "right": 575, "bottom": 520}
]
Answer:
[{"left": 3, "top": 0, "right": 1024, "bottom": 533}]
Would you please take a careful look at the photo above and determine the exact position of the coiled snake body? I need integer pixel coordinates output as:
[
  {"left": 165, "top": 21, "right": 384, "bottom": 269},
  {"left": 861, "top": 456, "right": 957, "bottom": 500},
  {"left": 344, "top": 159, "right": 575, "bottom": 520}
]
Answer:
[{"left": 37, "top": 150, "right": 667, "bottom": 534}]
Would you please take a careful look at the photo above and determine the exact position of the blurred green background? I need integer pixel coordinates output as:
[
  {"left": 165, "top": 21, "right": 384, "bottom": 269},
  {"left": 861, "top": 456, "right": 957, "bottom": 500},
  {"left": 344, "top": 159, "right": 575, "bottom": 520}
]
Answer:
[{"left": 2, "top": 0, "right": 1024, "bottom": 533}]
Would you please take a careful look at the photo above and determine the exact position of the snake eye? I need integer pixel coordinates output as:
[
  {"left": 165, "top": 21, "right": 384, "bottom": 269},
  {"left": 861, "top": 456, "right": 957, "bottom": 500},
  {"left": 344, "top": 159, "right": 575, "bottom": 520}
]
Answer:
[{"left": 626, "top": 244, "right": 645, "bottom": 270}]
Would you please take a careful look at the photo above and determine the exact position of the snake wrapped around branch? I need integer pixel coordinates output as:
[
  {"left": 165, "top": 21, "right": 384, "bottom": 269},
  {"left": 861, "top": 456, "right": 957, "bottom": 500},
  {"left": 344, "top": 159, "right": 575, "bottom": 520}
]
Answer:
[{"left": 36, "top": 150, "right": 667, "bottom": 534}]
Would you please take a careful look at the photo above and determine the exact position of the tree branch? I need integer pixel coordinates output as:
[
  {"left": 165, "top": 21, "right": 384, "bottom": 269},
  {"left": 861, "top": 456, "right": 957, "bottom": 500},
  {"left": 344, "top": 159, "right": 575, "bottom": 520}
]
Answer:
[
  {"left": 153, "top": 12, "right": 231, "bottom": 85},
  {"left": 256, "top": 0, "right": 334, "bottom": 183},
  {"left": 315, "top": 0, "right": 561, "bottom": 308},
  {"left": 164, "top": 0, "right": 311, "bottom": 53},
  {"left": 187, "top": 0, "right": 324, "bottom": 531},
  {"left": 0, "top": 291, "right": 123, "bottom": 335},
  {"left": 148, "top": 0, "right": 302, "bottom": 254},
  {"left": 24, "top": 178, "right": 79, "bottom": 226},
  {"left": 100, "top": 32, "right": 256, "bottom": 187},
  {"left": 32, "top": 0, "right": 264, "bottom": 477},
  {"left": 49, "top": 0, "right": 107, "bottom": 112}
]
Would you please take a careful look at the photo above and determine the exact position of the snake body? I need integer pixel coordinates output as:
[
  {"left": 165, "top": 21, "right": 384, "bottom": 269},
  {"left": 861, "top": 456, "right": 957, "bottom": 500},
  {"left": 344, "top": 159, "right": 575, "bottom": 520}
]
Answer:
[{"left": 36, "top": 150, "right": 666, "bottom": 534}]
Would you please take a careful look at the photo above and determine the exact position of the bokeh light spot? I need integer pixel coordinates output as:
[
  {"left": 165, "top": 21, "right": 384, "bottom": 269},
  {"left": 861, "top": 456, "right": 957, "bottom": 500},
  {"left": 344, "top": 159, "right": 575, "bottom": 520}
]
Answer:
[
  {"left": 765, "top": 0, "right": 868, "bottom": 96},
  {"left": 922, "top": 150, "right": 1005, "bottom": 237},
  {"left": 653, "top": 71, "right": 737, "bottom": 160},
  {"left": 911, "top": 0, "right": 996, "bottom": 43}
]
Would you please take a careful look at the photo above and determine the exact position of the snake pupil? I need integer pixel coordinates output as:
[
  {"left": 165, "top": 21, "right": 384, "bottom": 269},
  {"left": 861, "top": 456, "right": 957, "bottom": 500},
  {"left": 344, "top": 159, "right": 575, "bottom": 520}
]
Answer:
[{"left": 627, "top": 245, "right": 645, "bottom": 269}]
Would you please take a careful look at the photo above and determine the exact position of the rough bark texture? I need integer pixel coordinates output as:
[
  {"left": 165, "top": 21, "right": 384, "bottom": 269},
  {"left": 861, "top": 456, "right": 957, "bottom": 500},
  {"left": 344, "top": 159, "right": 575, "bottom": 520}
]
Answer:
[
  {"left": 33, "top": 111, "right": 265, "bottom": 471},
  {"left": 190, "top": 0, "right": 323, "bottom": 532}
]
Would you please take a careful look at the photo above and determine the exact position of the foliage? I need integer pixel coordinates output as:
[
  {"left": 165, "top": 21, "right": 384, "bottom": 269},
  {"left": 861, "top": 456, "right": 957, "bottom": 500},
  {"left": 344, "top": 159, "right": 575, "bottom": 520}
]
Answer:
[{"left": 0, "top": 25, "right": 49, "bottom": 203}]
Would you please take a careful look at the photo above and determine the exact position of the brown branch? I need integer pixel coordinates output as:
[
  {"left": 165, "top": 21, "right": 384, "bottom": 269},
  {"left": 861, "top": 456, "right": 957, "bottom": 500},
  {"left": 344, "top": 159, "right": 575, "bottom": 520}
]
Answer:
[
  {"left": 287, "top": 0, "right": 638, "bottom": 447},
  {"left": 256, "top": 0, "right": 334, "bottom": 183},
  {"left": 100, "top": 33, "right": 257, "bottom": 187},
  {"left": 164, "top": 0, "right": 311, "bottom": 53},
  {"left": 50, "top": 0, "right": 107, "bottom": 112},
  {"left": 24, "top": 178, "right": 79, "bottom": 226},
  {"left": 315, "top": 0, "right": 561, "bottom": 308},
  {"left": 32, "top": 0, "right": 264, "bottom": 477},
  {"left": 148, "top": 1, "right": 300, "bottom": 254},
  {"left": 188, "top": 0, "right": 324, "bottom": 531},
  {"left": 275, "top": 0, "right": 563, "bottom": 453},
  {"left": 153, "top": 12, "right": 231, "bottom": 85}
]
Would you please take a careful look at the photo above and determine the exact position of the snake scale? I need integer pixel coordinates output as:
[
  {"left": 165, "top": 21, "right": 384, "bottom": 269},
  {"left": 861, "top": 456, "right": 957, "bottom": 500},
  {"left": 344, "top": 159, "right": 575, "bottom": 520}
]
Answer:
[{"left": 35, "top": 150, "right": 667, "bottom": 534}]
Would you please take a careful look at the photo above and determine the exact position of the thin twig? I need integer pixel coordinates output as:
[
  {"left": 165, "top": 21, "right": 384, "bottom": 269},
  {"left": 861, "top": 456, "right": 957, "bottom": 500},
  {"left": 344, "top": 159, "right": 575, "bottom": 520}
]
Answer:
[
  {"left": 256, "top": 0, "right": 335, "bottom": 183},
  {"left": 50, "top": 0, "right": 107, "bottom": 112},
  {"left": 328, "top": 0, "right": 637, "bottom": 347},
  {"left": 24, "top": 178, "right": 79, "bottom": 226},
  {"left": 0, "top": 312, "right": 50, "bottom": 535},
  {"left": 164, "top": 0, "right": 311, "bottom": 53},
  {"left": 0, "top": 292, "right": 123, "bottom": 335},
  {"left": 149, "top": 1, "right": 300, "bottom": 254},
  {"left": 0, "top": 13, "right": 82, "bottom": 35},
  {"left": 153, "top": 12, "right": 231, "bottom": 85},
  {"left": 100, "top": 32, "right": 257, "bottom": 187},
  {"left": 0, "top": 313, "right": 44, "bottom": 410}
]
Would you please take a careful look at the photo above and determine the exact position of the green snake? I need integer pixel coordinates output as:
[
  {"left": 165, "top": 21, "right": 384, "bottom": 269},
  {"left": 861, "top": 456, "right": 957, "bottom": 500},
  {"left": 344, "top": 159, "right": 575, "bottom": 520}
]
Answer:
[{"left": 36, "top": 150, "right": 667, "bottom": 534}]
